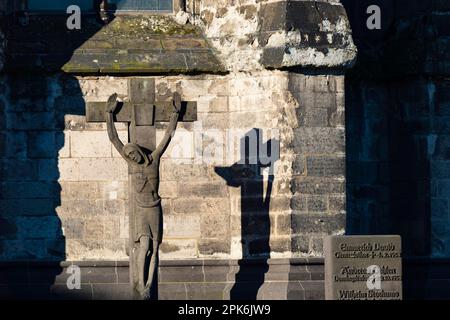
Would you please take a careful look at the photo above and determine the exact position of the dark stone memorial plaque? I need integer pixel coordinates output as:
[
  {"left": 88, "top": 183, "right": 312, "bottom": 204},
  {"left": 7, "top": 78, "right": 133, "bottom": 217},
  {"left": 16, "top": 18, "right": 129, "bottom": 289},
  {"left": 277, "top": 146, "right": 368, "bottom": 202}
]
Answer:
[{"left": 324, "top": 235, "right": 402, "bottom": 300}]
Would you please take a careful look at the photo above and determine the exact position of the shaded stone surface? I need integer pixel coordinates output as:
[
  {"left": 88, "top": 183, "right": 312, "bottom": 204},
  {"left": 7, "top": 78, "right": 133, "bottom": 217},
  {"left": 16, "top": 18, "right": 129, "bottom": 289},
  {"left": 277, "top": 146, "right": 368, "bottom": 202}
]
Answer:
[
  {"left": 2, "top": 257, "right": 449, "bottom": 300},
  {"left": 0, "top": 258, "right": 325, "bottom": 300},
  {"left": 344, "top": 0, "right": 450, "bottom": 261}
]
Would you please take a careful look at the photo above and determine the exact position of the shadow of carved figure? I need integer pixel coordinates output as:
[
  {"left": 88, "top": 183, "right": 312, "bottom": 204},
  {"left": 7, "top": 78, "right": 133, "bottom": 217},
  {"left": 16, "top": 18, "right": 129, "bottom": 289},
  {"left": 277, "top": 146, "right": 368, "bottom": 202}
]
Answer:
[{"left": 106, "top": 93, "right": 181, "bottom": 300}]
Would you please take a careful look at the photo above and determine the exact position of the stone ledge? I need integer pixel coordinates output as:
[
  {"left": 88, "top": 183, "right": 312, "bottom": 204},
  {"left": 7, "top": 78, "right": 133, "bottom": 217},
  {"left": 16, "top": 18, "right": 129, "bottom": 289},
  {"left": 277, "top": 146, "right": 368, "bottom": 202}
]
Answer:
[
  {"left": 0, "top": 258, "right": 324, "bottom": 300},
  {"left": 4, "top": 15, "right": 225, "bottom": 74},
  {"left": 0, "top": 257, "right": 325, "bottom": 267},
  {"left": 2, "top": 257, "right": 450, "bottom": 299}
]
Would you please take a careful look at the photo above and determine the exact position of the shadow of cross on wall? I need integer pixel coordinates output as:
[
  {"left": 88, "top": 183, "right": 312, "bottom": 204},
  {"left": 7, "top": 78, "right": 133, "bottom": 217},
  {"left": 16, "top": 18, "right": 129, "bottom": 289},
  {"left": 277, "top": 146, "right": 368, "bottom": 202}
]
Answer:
[{"left": 215, "top": 128, "right": 280, "bottom": 299}]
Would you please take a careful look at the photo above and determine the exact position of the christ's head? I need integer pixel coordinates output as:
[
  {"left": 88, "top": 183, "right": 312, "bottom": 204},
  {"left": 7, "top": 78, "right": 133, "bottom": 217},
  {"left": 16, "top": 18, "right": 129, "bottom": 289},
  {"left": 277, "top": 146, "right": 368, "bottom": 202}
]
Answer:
[{"left": 123, "top": 144, "right": 147, "bottom": 165}]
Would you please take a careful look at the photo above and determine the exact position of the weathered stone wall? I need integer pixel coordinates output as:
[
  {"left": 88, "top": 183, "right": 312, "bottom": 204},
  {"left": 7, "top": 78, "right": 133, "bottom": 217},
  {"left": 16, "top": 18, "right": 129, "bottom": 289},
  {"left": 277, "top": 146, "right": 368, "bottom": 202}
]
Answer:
[
  {"left": 289, "top": 73, "right": 346, "bottom": 255},
  {"left": 344, "top": 0, "right": 450, "bottom": 257},
  {"left": 0, "top": 71, "right": 346, "bottom": 261},
  {"left": 0, "top": 28, "right": 4, "bottom": 72},
  {"left": 187, "top": 0, "right": 356, "bottom": 71},
  {"left": 0, "top": 3, "right": 6, "bottom": 72},
  {"left": 0, "top": 0, "right": 350, "bottom": 264}
]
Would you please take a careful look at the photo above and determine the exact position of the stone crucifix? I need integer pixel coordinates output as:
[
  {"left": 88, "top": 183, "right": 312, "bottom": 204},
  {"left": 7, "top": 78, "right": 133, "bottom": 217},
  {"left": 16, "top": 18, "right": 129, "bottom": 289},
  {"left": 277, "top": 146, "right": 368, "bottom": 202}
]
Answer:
[{"left": 86, "top": 79, "right": 197, "bottom": 300}]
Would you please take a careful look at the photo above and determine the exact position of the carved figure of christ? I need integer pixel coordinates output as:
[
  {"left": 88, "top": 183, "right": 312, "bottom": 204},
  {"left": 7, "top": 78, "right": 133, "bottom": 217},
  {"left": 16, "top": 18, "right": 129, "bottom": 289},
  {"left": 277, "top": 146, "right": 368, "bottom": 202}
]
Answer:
[{"left": 105, "top": 92, "right": 181, "bottom": 300}]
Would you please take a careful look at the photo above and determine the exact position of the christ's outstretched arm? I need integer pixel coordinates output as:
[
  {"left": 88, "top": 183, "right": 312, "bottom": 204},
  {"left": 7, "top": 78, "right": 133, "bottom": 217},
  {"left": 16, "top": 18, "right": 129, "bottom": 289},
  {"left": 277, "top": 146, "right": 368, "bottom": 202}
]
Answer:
[
  {"left": 106, "top": 94, "right": 125, "bottom": 158},
  {"left": 151, "top": 93, "right": 181, "bottom": 159}
]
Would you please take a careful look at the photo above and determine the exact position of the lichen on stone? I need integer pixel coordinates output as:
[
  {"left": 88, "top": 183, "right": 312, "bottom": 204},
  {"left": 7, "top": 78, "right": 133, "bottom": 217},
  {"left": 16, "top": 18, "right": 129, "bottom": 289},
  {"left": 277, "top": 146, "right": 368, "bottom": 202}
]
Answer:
[{"left": 98, "top": 15, "right": 201, "bottom": 38}]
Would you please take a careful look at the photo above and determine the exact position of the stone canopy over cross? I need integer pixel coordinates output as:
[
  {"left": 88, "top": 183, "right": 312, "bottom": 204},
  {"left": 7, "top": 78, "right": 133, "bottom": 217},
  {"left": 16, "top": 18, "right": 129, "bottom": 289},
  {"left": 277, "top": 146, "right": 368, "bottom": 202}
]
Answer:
[{"left": 85, "top": 78, "right": 197, "bottom": 300}]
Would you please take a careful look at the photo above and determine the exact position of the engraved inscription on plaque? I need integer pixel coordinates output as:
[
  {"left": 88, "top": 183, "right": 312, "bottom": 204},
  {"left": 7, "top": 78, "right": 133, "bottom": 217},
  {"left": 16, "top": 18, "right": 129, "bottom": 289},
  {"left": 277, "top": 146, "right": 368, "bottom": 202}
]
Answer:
[{"left": 324, "top": 235, "right": 402, "bottom": 300}]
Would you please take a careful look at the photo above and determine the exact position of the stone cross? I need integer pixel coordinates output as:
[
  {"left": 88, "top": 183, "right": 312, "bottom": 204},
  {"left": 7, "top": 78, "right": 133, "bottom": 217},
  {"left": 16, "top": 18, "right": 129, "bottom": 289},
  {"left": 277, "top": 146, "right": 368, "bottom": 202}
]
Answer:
[{"left": 86, "top": 78, "right": 197, "bottom": 300}]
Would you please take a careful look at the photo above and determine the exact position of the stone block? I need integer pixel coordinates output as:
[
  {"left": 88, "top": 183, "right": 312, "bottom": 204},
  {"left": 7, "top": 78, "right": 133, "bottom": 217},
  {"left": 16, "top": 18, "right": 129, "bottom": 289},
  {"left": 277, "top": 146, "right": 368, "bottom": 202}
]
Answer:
[
  {"left": 0, "top": 239, "right": 55, "bottom": 260},
  {"left": 158, "top": 181, "right": 178, "bottom": 199},
  {"left": 172, "top": 197, "right": 229, "bottom": 214},
  {"left": 0, "top": 131, "right": 27, "bottom": 158},
  {"left": 84, "top": 219, "right": 104, "bottom": 239},
  {"left": 276, "top": 214, "right": 291, "bottom": 235},
  {"left": 119, "top": 215, "right": 129, "bottom": 240},
  {"left": 160, "top": 239, "right": 198, "bottom": 259},
  {"left": 292, "top": 155, "right": 306, "bottom": 175},
  {"left": 57, "top": 132, "right": 71, "bottom": 158},
  {"left": 57, "top": 199, "right": 100, "bottom": 217},
  {"left": 102, "top": 180, "right": 128, "bottom": 201},
  {"left": 291, "top": 194, "right": 307, "bottom": 211},
  {"left": 201, "top": 214, "right": 230, "bottom": 238},
  {"left": 307, "top": 195, "right": 328, "bottom": 213},
  {"left": 61, "top": 217, "right": 85, "bottom": 239},
  {"left": 291, "top": 214, "right": 346, "bottom": 234},
  {"left": 102, "top": 199, "right": 126, "bottom": 216},
  {"left": 208, "top": 96, "right": 229, "bottom": 113},
  {"left": 53, "top": 96, "right": 85, "bottom": 115},
  {"left": 175, "top": 79, "right": 212, "bottom": 99},
  {"left": 103, "top": 218, "right": 120, "bottom": 240},
  {"left": 293, "top": 128, "right": 345, "bottom": 154},
  {"left": 0, "top": 216, "right": 17, "bottom": 239},
  {"left": 269, "top": 196, "right": 291, "bottom": 212},
  {"left": 0, "top": 199, "right": 56, "bottom": 216},
  {"left": 310, "top": 237, "right": 323, "bottom": 255},
  {"left": 77, "top": 158, "right": 128, "bottom": 181},
  {"left": 177, "top": 182, "right": 227, "bottom": 198},
  {"left": 334, "top": 76, "right": 345, "bottom": 93},
  {"left": 329, "top": 195, "right": 346, "bottom": 213},
  {"left": 301, "top": 108, "right": 329, "bottom": 127},
  {"left": 291, "top": 177, "right": 345, "bottom": 195},
  {"left": 269, "top": 236, "right": 291, "bottom": 253},
  {"left": 6, "top": 112, "right": 56, "bottom": 131},
  {"left": 70, "top": 131, "right": 113, "bottom": 158},
  {"left": 60, "top": 181, "right": 100, "bottom": 200},
  {"left": 291, "top": 235, "right": 311, "bottom": 254},
  {"left": 306, "top": 156, "right": 345, "bottom": 177},
  {"left": 198, "top": 238, "right": 231, "bottom": 255},
  {"left": 272, "top": 178, "right": 291, "bottom": 196},
  {"left": 302, "top": 92, "right": 337, "bottom": 110},
  {"left": 157, "top": 129, "right": 194, "bottom": 160},
  {"left": 208, "top": 78, "right": 230, "bottom": 96},
  {"left": 8, "top": 75, "right": 50, "bottom": 100},
  {"left": 1, "top": 159, "right": 39, "bottom": 181},
  {"left": 199, "top": 113, "right": 230, "bottom": 129},
  {"left": 0, "top": 181, "right": 59, "bottom": 199},
  {"left": 161, "top": 163, "right": 212, "bottom": 181},
  {"left": 27, "top": 131, "right": 57, "bottom": 159},
  {"left": 16, "top": 216, "right": 62, "bottom": 239},
  {"left": 164, "top": 215, "right": 201, "bottom": 238},
  {"left": 56, "top": 159, "right": 80, "bottom": 181}
]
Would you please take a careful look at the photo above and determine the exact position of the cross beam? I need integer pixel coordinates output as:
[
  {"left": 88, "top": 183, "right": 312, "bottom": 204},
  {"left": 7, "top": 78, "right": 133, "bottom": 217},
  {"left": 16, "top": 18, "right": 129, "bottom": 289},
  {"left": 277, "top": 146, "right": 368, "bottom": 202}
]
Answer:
[
  {"left": 86, "top": 101, "right": 198, "bottom": 125},
  {"left": 85, "top": 79, "right": 197, "bottom": 151}
]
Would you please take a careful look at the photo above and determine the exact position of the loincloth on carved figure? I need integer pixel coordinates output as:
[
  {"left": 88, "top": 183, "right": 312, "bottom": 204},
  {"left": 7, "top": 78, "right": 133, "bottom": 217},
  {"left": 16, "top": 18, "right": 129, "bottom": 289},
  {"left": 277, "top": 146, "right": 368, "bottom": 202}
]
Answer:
[
  {"left": 132, "top": 172, "right": 163, "bottom": 243},
  {"left": 134, "top": 199, "right": 162, "bottom": 244}
]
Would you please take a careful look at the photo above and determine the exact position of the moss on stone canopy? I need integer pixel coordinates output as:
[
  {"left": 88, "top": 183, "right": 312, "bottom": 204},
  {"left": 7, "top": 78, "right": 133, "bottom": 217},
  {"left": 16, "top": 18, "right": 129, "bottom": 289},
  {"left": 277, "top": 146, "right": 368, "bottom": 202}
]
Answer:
[
  {"left": 6, "top": 14, "right": 224, "bottom": 74},
  {"left": 101, "top": 15, "right": 201, "bottom": 37}
]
